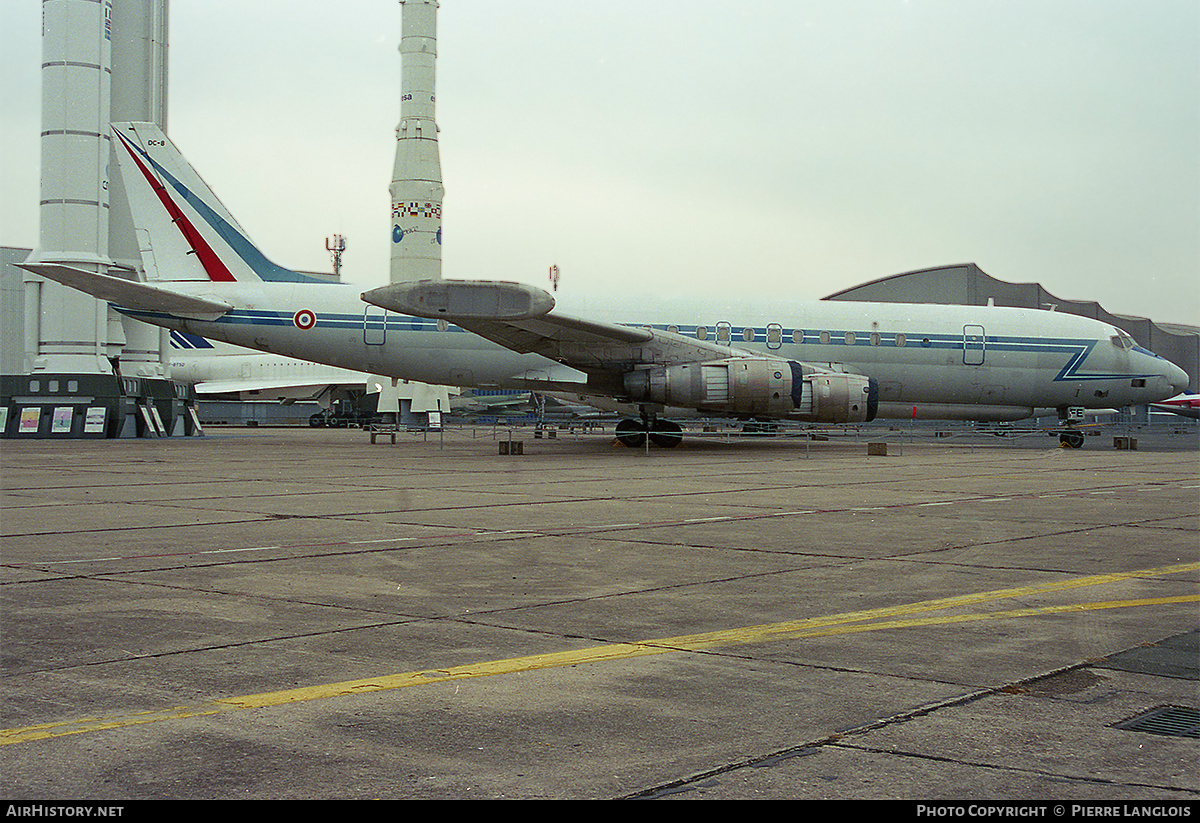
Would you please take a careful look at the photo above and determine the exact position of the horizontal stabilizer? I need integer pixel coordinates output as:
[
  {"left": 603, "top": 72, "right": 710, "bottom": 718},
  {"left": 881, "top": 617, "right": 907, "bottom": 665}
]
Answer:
[
  {"left": 362, "top": 279, "right": 555, "bottom": 320},
  {"left": 19, "top": 263, "right": 232, "bottom": 321}
]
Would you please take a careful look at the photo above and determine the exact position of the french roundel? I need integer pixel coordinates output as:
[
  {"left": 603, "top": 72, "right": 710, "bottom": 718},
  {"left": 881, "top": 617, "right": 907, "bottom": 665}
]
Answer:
[{"left": 293, "top": 309, "right": 316, "bottom": 330}]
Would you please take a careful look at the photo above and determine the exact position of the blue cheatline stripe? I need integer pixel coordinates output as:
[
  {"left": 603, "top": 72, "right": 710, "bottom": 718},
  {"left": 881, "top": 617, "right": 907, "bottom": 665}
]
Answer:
[{"left": 119, "top": 305, "right": 1158, "bottom": 384}]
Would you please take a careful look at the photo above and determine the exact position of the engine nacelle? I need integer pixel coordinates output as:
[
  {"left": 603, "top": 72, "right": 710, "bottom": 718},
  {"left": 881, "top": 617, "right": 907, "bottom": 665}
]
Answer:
[
  {"left": 624, "top": 358, "right": 877, "bottom": 423},
  {"left": 803, "top": 371, "right": 878, "bottom": 424}
]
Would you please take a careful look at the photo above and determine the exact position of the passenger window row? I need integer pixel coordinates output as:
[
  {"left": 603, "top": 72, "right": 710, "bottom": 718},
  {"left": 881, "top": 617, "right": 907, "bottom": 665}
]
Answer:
[{"left": 662, "top": 324, "right": 909, "bottom": 347}]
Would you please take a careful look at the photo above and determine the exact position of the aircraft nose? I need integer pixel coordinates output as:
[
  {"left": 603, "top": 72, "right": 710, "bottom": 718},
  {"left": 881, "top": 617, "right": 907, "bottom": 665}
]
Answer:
[{"left": 1167, "top": 361, "right": 1190, "bottom": 394}]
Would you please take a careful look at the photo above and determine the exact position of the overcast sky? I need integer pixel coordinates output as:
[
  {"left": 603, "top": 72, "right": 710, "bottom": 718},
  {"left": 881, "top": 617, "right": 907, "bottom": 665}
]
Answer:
[{"left": 3, "top": 0, "right": 1198, "bottom": 325}]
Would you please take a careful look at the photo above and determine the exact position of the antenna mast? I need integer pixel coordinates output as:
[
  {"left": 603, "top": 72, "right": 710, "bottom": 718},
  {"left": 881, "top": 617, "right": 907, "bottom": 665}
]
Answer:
[{"left": 326, "top": 234, "right": 347, "bottom": 280}]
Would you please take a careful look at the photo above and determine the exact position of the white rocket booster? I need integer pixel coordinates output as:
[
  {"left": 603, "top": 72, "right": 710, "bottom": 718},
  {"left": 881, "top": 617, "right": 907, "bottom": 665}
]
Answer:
[
  {"left": 26, "top": 0, "right": 170, "bottom": 377},
  {"left": 379, "top": 0, "right": 450, "bottom": 424},
  {"left": 389, "top": 0, "right": 443, "bottom": 283},
  {"left": 25, "top": 0, "right": 115, "bottom": 374}
]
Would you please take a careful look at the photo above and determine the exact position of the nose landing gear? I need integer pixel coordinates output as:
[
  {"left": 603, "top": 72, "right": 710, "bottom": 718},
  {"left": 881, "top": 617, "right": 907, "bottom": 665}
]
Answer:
[
  {"left": 1056, "top": 406, "right": 1087, "bottom": 449},
  {"left": 1058, "top": 429, "right": 1085, "bottom": 449}
]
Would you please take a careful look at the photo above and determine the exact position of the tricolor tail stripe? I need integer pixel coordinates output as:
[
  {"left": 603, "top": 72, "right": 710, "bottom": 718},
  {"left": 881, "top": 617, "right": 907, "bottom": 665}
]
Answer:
[
  {"left": 113, "top": 129, "right": 237, "bottom": 282},
  {"left": 112, "top": 125, "right": 323, "bottom": 285}
]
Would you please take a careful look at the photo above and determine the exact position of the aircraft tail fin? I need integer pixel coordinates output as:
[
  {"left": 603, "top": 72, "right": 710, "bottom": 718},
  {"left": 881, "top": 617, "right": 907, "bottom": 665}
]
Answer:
[{"left": 111, "top": 122, "right": 320, "bottom": 285}]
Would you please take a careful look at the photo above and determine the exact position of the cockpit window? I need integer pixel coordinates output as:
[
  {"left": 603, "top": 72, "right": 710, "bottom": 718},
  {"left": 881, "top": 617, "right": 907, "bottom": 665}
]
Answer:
[{"left": 1110, "top": 332, "right": 1134, "bottom": 350}]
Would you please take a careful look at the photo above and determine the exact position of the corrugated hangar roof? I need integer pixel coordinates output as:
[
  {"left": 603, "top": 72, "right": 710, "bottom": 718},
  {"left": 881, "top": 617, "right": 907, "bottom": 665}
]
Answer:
[{"left": 824, "top": 263, "right": 1198, "bottom": 392}]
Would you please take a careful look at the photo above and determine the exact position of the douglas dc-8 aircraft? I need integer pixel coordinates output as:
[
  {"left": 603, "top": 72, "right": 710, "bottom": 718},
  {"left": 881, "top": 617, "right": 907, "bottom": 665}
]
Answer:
[{"left": 22, "top": 122, "right": 1190, "bottom": 448}]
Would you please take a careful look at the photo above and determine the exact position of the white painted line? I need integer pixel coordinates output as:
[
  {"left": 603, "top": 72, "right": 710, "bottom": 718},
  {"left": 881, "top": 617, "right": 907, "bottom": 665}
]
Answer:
[
  {"left": 347, "top": 538, "right": 417, "bottom": 544},
  {"left": 206, "top": 546, "right": 279, "bottom": 554}
]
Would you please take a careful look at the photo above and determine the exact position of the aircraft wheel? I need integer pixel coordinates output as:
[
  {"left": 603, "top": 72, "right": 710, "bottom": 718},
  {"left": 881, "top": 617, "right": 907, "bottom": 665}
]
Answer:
[
  {"left": 649, "top": 420, "right": 683, "bottom": 448},
  {"left": 1059, "top": 430, "right": 1085, "bottom": 449},
  {"left": 615, "top": 418, "right": 647, "bottom": 448}
]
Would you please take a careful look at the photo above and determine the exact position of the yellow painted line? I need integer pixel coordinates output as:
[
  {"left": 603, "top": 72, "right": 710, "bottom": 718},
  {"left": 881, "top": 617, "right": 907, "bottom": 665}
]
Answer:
[
  {"left": 761, "top": 595, "right": 1198, "bottom": 641},
  {"left": 3, "top": 562, "right": 1196, "bottom": 746},
  {"left": 644, "top": 561, "right": 1200, "bottom": 651}
]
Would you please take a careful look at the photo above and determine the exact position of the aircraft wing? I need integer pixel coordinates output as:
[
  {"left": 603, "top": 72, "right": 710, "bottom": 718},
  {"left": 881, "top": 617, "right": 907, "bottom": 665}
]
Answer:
[
  {"left": 1157, "top": 406, "right": 1200, "bottom": 420},
  {"left": 1151, "top": 394, "right": 1200, "bottom": 419},
  {"left": 362, "top": 279, "right": 880, "bottom": 425},
  {"left": 450, "top": 312, "right": 653, "bottom": 354},
  {"left": 362, "top": 280, "right": 751, "bottom": 391},
  {"left": 19, "top": 263, "right": 232, "bottom": 321}
]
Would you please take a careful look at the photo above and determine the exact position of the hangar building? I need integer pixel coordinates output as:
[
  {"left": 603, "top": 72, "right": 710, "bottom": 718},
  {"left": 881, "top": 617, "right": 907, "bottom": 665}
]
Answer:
[{"left": 825, "top": 263, "right": 1198, "bottom": 394}]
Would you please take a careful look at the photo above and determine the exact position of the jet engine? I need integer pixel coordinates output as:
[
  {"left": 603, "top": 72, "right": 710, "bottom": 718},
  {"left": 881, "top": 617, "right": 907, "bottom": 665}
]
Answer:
[{"left": 623, "top": 358, "right": 877, "bottom": 423}]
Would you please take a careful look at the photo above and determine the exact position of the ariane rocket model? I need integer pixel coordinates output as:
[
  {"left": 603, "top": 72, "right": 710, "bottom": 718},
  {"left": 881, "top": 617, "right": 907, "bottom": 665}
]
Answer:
[{"left": 389, "top": 0, "right": 443, "bottom": 284}]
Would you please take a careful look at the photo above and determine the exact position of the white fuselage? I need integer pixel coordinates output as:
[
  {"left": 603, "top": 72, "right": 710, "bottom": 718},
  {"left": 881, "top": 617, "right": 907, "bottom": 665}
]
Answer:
[{"left": 118, "top": 281, "right": 1186, "bottom": 421}]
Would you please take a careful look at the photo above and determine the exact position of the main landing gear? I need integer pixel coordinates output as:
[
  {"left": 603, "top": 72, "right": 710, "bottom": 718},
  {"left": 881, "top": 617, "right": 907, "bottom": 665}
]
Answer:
[{"left": 615, "top": 417, "right": 683, "bottom": 448}]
